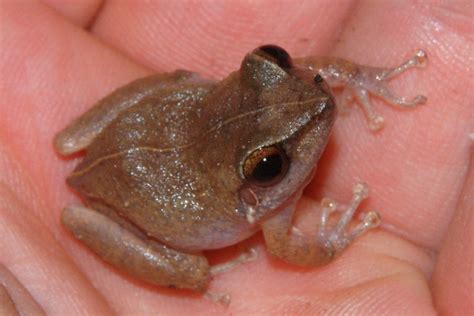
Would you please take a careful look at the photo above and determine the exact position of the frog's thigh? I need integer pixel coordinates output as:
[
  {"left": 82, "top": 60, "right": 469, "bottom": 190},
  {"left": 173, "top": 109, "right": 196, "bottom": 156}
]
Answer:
[
  {"left": 54, "top": 71, "right": 206, "bottom": 155},
  {"left": 61, "top": 206, "right": 210, "bottom": 291}
]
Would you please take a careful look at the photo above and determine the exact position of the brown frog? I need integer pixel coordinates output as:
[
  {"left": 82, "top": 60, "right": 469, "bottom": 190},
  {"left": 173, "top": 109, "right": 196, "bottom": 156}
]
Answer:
[{"left": 54, "top": 45, "right": 427, "bottom": 301}]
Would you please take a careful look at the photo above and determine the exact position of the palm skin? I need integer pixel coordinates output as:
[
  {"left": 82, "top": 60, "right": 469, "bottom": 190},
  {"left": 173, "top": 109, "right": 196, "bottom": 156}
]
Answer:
[{"left": 0, "top": 1, "right": 472, "bottom": 315}]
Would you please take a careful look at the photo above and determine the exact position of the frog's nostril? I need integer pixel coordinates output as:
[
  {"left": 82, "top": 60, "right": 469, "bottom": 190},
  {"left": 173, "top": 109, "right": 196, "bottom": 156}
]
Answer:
[
  {"left": 314, "top": 74, "right": 324, "bottom": 84},
  {"left": 255, "top": 45, "right": 293, "bottom": 70}
]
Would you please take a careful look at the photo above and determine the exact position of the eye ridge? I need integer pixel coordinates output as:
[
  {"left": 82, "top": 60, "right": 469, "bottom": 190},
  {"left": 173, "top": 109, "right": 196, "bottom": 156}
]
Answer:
[{"left": 243, "top": 145, "right": 289, "bottom": 187}]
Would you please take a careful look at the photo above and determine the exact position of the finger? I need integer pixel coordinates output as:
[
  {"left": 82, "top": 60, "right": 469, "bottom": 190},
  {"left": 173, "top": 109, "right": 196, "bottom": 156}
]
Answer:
[
  {"left": 228, "top": 197, "right": 435, "bottom": 314},
  {"left": 2, "top": 0, "right": 470, "bottom": 314},
  {"left": 1, "top": 2, "right": 146, "bottom": 313},
  {"left": 432, "top": 145, "right": 473, "bottom": 314},
  {"left": 0, "top": 263, "right": 45, "bottom": 316},
  {"left": 0, "top": 286, "right": 20, "bottom": 316},
  {"left": 0, "top": 0, "right": 148, "bottom": 214},
  {"left": 40, "top": 0, "right": 103, "bottom": 27},
  {"left": 2, "top": 2, "right": 237, "bottom": 313},
  {"left": 90, "top": 0, "right": 473, "bottom": 252},
  {"left": 305, "top": 0, "right": 473, "bottom": 251},
  {"left": 89, "top": 0, "right": 354, "bottom": 77},
  {"left": 0, "top": 144, "right": 113, "bottom": 314}
]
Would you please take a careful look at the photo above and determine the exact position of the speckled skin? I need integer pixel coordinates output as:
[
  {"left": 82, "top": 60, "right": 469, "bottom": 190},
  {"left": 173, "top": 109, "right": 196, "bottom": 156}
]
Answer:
[
  {"left": 67, "top": 50, "right": 334, "bottom": 250},
  {"left": 55, "top": 45, "right": 427, "bottom": 292}
]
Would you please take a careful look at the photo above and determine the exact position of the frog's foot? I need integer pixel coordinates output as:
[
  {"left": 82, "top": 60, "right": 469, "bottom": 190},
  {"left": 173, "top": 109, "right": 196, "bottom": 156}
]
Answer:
[
  {"left": 204, "top": 291, "right": 231, "bottom": 306},
  {"left": 342, "top": 50, "right": 427, "bottom": 130},
  {"left": 210, "top": 247, "right": 258, "bottom": 276},
  {"left": 317, "top": 183, "right": 381, "bottom": 255},
  {"left": 202, "top": 248, "right": 257, "bottom": 306}
]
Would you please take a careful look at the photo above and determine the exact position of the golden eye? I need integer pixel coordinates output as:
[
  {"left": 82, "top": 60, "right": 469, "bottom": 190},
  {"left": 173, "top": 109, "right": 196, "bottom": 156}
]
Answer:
[{"left": 243, "top": 146, "right": 289, "bottom": 187}]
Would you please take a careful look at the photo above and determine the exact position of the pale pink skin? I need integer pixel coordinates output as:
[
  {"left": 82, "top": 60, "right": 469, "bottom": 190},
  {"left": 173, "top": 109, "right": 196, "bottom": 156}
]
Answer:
[{"left": 0, "top": 1, "right": 472, "bottom": 315}]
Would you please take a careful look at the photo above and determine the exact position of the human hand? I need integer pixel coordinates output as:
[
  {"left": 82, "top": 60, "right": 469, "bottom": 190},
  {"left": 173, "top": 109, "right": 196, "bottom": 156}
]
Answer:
[{"left": 1, "top": 1, "right": 472, "bottom": 314}]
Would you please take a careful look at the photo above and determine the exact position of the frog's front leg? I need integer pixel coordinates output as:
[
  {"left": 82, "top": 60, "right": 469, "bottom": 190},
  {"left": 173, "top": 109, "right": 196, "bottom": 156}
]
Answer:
[
  {"left": 61, "top": 206, "right": 211, "bottom": 292},
  {"left": 295, "top": 50, "right": 427, "bottom": 130},
  {"left": 262, "top": 183, "right": 381, "bottom": 267}
]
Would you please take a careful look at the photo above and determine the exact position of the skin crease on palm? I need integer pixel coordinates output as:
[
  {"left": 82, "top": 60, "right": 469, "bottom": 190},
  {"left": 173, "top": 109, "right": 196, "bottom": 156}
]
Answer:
[{"left": 0, "top": 0, "right": 472, "bottom": 315}]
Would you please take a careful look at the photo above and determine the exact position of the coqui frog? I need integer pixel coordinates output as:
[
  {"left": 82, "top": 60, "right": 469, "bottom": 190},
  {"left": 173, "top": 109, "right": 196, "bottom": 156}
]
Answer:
[{"left": 54, "top": 45, "right": 427, "bottom": 301}]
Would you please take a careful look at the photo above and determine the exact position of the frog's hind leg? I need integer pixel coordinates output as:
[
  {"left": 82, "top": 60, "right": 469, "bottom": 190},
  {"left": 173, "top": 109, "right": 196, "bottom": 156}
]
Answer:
[
  {"left": 61, "top": 205, "right": 211, "bottom": 292},
  {"left": 54, "top": 71, "right": 212, "bottom": 155}
]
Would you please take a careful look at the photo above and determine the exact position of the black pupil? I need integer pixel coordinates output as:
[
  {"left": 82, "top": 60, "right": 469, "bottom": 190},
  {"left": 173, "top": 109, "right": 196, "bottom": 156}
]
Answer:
[
  {"left": 258, "top": 45, "right": 292, "bottom": 69},
  {"left": 252, "top": 153, "right": 283, "bottom": 183}
]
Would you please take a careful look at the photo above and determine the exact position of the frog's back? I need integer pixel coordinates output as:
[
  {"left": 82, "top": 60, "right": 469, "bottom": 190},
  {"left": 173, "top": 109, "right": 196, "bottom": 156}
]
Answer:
[{"left": 67, "top": 74, "right": 254, "bottom": 251}]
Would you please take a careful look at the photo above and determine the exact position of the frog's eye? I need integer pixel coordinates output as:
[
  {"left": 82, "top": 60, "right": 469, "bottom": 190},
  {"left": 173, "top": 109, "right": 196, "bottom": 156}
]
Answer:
[
  {"left": 243, "top": 145, "right": 289, "bottom": 187},
  {"left": 255, "top": 45, "right": 293, "bottom": 70}
]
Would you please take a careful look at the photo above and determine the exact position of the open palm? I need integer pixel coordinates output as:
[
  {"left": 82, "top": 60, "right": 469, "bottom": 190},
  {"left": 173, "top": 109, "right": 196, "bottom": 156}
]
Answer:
[{"left": 1, "top": 1, "right": 472, "bottom": 315}]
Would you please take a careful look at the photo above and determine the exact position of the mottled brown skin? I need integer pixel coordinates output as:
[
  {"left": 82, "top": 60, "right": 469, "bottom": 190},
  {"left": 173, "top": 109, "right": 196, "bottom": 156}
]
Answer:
[
  {"left": 68, "top": 50, "right": 334, "bottom": 250},
  {"left": 58, "top": 46, "right": 336, "bottom": 291},
  {"left": 55, "top": 45, "right": 426, "bottom": 292}
]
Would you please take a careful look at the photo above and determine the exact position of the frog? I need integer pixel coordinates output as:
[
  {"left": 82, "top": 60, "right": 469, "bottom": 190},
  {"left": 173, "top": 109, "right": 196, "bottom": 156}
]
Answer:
[{"left": 54, "top": 45, "right": 427, "bottom": 302}]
